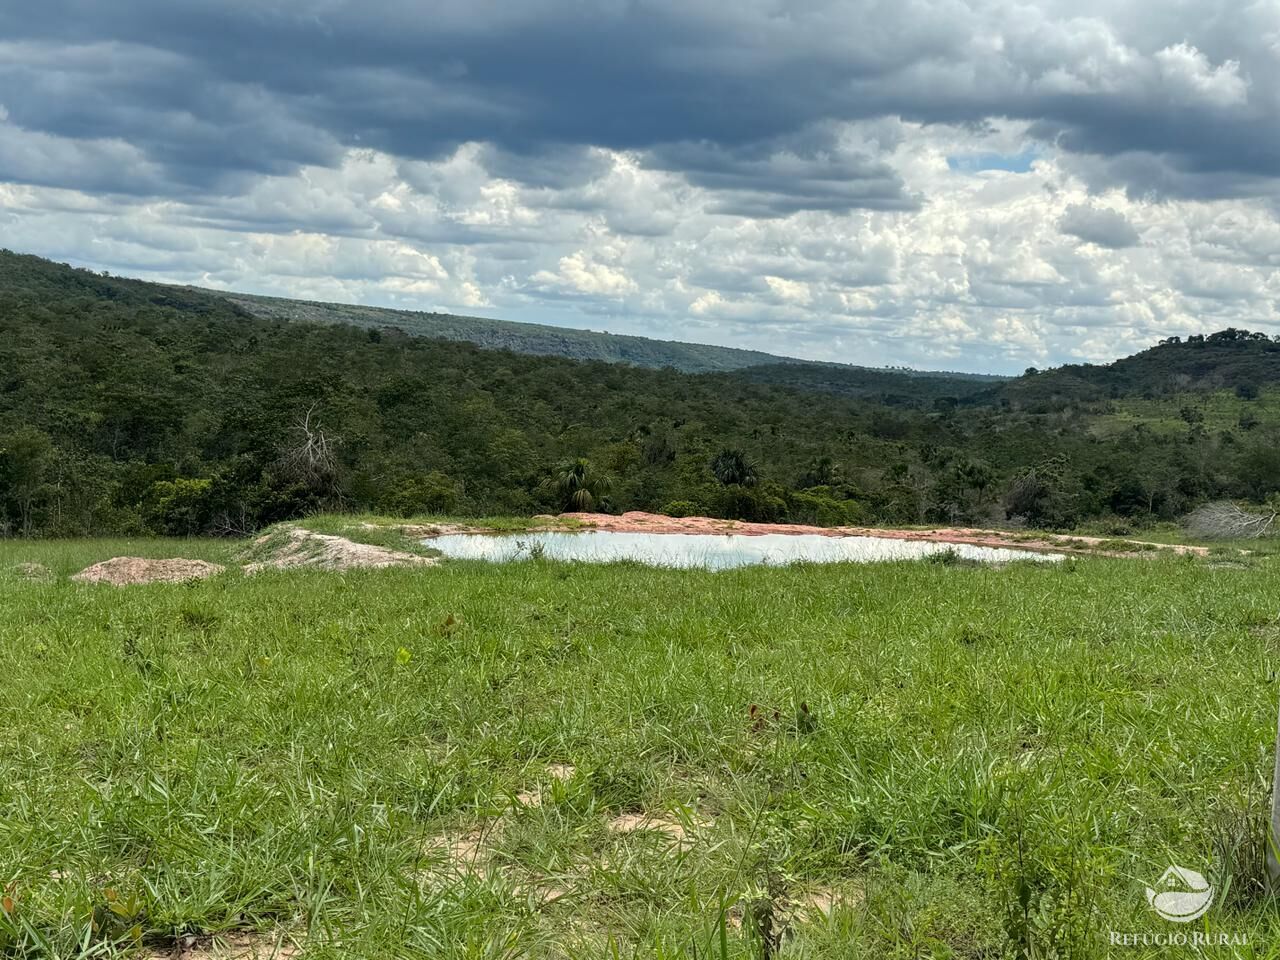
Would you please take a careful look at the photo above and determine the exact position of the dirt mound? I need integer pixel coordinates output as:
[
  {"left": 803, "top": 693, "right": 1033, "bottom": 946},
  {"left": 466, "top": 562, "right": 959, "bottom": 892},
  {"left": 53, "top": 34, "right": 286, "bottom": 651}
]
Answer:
[
  {"left": 72, "top": 557, "right": 225, "bottom": 586},
  {"left": 13, "top": 562, "right": 53, "bottom": 581},
  {"left": 245, "top": 526, "right": 437, "bottom": 573}
]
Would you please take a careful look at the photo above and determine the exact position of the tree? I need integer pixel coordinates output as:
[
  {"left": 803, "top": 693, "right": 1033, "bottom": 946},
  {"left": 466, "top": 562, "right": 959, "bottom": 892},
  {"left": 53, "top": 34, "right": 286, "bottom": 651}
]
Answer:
[
  {"left": 143, "top": 477, "right": 215, "bottom": 536},
  {"left": 955, "top": 458, "right": 995, "bottom": 505},
  {"left": 710, "top": 449, "right": 757, "bottom": 487},
  {"left": 276, "top": 404, "right": 342, "bottom": 497},
  {"left": 1185, "top": 500, "right": 1278, "bottom": 539},
  {"left": 1003, "top": 456, "right": 1080, "bottom": 529},
  {"left": 798, "top": 456, "right": 838, "bottom": 489},
  {"left": 0, "top": 428, "right": 54, "bottom": 536},
  {"left": 379, "top": 471, "right": 460, "bottom": 517},
  {"left": 541, "top": 458, "right": 612, "bottom": 512}
]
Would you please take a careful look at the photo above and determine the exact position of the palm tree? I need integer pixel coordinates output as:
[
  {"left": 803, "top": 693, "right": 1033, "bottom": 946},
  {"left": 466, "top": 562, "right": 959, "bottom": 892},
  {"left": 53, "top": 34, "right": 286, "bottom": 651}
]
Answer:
[
  {"left": 710, "top": 449, "right": 757, "bottom": 487},
  {"left": 541, "top": 458, "right": 612, "bottom": 512},
  {"left": 799, "top": 455, "right": 838, "bottom": 488},
  {"left": 956, "top": 458, "right": 995, "bottom": 505}
]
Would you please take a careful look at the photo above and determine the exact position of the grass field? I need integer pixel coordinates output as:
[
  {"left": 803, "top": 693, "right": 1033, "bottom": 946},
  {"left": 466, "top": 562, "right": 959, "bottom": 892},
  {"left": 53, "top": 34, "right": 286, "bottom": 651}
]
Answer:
[
  {"left": 2, "top": 532, "right": 1280, "bottom": 958},
  {"left": 1092, "top": 387, "right": 1280, "bottom": 439}
]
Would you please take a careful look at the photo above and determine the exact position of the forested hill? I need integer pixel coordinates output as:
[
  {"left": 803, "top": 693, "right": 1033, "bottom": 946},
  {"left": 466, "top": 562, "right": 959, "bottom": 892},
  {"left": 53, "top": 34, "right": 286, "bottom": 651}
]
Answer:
[
  {"left": 219, "top": 288, "right": 999, "bottom": 386},
  {"left": 221, "top": 290, "right": 785, "bottom": 373},
  {"left": 3, "top": 248, "right": 1280, "bottom": 539},
  {"left": 731, "top": 361, "right": 1000, "bottom": 404},
  {"left": 982, "top": 330, "right": 1280, "bottom": 410}
]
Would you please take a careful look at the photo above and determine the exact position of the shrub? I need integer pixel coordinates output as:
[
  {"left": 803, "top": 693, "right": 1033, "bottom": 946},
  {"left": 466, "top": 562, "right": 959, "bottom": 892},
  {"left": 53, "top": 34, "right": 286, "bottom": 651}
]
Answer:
[
  {"left": 660, "top": 500, "right": 700, "bottom": 518},
  {"left": 785, "top": 487, "right": 865, "bottom": 527},
  {"left": 378, "top": 471, "right": 461, "bottom": 517},
  {"left": 142, "top": 477, "right": 216, "bottom": 535},
  {"left": 708, "top": 485, "right": 786, "bottom": 523}
]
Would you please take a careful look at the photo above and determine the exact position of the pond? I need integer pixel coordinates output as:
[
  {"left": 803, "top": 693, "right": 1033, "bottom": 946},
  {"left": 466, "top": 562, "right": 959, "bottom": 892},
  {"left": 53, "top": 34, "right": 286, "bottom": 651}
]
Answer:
[{"left": 424, "top": 530, "right": 1061, "bottom": 570}]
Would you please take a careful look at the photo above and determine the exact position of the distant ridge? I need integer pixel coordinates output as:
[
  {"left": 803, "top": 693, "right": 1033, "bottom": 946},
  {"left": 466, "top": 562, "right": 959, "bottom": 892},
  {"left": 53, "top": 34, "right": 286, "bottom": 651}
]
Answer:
[
  {"left": 219, "top": 289, "right": 1004, "bottom": 382},
  {"left": 977, "top": 328, "right": 1280, "bottom": 409},
  {"left": 222, "top": 292, "right": 780, "bottom": 373}
]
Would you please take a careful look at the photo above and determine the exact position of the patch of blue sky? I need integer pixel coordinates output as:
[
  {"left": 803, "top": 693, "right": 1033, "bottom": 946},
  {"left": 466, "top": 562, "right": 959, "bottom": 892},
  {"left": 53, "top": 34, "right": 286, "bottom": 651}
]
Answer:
[{"left": 946, "top": 149, "right": 1039, "bottom": 174}]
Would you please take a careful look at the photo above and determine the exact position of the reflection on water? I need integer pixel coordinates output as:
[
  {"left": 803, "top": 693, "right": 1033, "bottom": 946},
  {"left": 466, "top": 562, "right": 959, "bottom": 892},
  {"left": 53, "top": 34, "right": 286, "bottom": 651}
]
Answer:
[{"left": 424, "top": 530, "right": 1061, "bottom": 569}]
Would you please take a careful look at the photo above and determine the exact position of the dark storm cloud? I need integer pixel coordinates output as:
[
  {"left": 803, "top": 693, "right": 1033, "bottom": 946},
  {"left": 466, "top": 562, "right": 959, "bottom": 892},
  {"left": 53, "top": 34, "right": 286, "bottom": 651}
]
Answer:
[
  {"left": 0, "top": 0, "right": 1276, "bottom": 203},
  {"left": 1058, "top": 204, "right": 1142, "bottom": 248},
  {"left": 647, "top": 136, "right": 919, "bottom": 216},
  {"left": 474, "top": 145, "right": 615, "bottom": 192}
]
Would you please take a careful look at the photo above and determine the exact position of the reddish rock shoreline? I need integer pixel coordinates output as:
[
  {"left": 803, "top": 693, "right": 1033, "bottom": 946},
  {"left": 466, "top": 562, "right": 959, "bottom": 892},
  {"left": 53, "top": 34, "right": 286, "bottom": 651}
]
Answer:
[{"left": 538, "top": 511, "right": 1207, "bottom": 557}]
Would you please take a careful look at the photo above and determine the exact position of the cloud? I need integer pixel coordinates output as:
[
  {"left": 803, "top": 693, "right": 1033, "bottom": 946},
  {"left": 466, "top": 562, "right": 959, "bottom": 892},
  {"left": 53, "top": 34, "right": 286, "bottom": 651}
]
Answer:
[
  {"left": 764, "top": 275, "right": 813, "bottom": 305},
  {"left": 1, "top": 1, "right": 1277, "bottom": 201},
  {"left": 1154, "top": 43, "right": 1248, "bottom": 109},
  {"left": 1058, "top": 204, "right": 1142, "bottom": 248},
  {"left": 7, "top": 130, "right": 1280, "bottom": 374},
  {"left": 647, "top": 134, "right": 919, "bottom": 216},
  {"left": 1, "top": 2, "right": 1279, "bottom": 373},
  {"left": 530, "top": 251, "right": 638, "bottom": 297}
]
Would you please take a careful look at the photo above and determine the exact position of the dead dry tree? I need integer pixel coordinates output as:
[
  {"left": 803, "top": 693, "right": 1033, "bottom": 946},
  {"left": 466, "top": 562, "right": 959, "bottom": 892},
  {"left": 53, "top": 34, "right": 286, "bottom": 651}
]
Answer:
[
  {"left": 1185, "top": 500, "right": 1279, "bottom": 540},
  {"left": 209, "top": 503, "right": 256, "bottom": 538},
  {"left": 276, "top": 403, "right": 342, "bottom": 495}
]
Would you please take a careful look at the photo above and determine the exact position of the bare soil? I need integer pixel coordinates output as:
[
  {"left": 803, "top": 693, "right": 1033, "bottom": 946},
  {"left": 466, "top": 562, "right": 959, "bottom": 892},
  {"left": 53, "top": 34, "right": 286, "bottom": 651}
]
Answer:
[
  {"left": 145, "top": 932, "right": 301, "bottom": 959},
  {"left": 606, "top": 812, "right": 693, "bottom": 841},
  {"left": 71, "top": 557, "right": 226, "bottom": 586},
  {"left": 245, "top": 527, "right": 437, "bottom": 573},
  {"left": 515, "top": 762, "right": 576, "bottom": 807}
]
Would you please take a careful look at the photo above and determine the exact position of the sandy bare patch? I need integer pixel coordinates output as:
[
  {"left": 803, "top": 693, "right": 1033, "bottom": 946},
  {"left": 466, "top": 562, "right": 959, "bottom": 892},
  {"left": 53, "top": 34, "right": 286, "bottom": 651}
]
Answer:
[
  {"left": 423, "top": 825, "right": 494, "bottom": 874},
  {"left": 730, "top": 882, "right": 864, "bottom": 944},
  {"left": 515, "top": 763, "right": 578, "bottom": 807},
  {"left": 421, "top": 821, "right": 576, "bottom": 907},
  {"left": 607, "top": 811, "right": 707, "bottom": 843},
  {"left": 792, "top": 883, "right": 864, "bottom": 917},
  {"left": 72, "top": 557, "right": 225, "bottom": 586},
  {"left": 510, "top": 874, "right": 575, "bottom": 905},
  {"left": 144, "top": 931, "right": 301, "bottom": 959},
  {"left": 245, "top": 527, "right": 437, "bottom": 573}
]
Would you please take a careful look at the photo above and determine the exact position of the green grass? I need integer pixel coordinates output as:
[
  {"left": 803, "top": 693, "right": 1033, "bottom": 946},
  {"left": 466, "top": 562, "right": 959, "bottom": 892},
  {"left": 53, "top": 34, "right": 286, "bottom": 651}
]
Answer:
[
  {"left": 2, "top": 536, "right": 1280, "bottom": 957},
  {"left": 1092, "top": 387, "right": 1280, "bottom": 438}
]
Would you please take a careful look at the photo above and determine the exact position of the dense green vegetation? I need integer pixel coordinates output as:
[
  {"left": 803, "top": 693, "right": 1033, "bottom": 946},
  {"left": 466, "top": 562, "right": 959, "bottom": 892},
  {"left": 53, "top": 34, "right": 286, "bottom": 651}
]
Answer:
[
  {"left": 224, "top": 290, "right": 1000, "bottom": 383},
  {"left": 982, "top": 328, "right": 1280, "bottom": 409},
  {"left": 4, "top": 250, "right": 1280, "bottom": 537},
  {"left": 225, "top": 291, "right": 796, "bottom": 373},
  {"left": 1, "top": 536, "right": 1276, "bottom": 957}
]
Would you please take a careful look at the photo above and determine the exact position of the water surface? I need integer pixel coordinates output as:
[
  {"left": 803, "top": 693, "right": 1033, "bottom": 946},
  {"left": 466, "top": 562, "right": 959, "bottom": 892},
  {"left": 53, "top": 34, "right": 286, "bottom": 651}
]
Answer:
[{"left": 425, "top": 530, "right": 1060, "bottom": 569}]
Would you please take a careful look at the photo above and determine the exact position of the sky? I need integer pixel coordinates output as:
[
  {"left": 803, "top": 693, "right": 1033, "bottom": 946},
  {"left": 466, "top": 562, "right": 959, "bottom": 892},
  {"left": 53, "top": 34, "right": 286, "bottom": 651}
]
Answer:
[{"left": 1, "top": 1, "right": 1278, "bottom": 374}]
